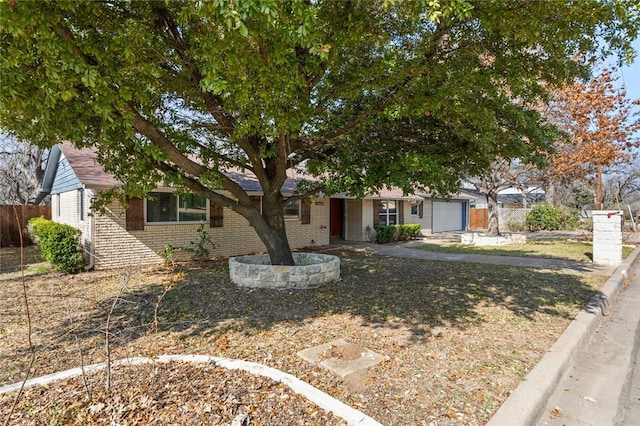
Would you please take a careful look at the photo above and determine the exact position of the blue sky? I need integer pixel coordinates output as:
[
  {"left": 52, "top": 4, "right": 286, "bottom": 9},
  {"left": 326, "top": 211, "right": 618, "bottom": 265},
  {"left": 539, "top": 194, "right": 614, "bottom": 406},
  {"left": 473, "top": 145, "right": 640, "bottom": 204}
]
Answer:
[{"left": 617, "top": 37, "right": 640, "bottom": 103}]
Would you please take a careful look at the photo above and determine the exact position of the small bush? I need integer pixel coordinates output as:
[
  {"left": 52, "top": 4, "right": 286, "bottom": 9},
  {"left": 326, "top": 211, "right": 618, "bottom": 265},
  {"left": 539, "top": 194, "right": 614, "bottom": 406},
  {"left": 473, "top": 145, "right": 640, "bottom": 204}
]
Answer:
[
  {"left": 27, "top": 217, "right": 84, "bottom": 273},
  {"left": 505, "top": 220, "right": 527, "bottom": 232},
  {"left": 526, "top": 204, "right": 563, "bottom": 231},
  {"left": 561, "top": 209, "right": 581, "bottom": 230},
  {"left": 398, "top": 224, "right": 421, "bottom": 240},
  {"left": 374, "top": 224, "right": 421, "bottom": 244},
  {"left": 374, "top": 224, "right": 397, "bottom": 244}
]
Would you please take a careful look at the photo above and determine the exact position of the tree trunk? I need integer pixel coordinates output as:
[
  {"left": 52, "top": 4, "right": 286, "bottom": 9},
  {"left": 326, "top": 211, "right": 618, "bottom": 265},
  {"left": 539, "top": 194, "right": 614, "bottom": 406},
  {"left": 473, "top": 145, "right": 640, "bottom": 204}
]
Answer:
[
  {"left": 251, "top": 192, "right": 295, "bottom": 265},
  {"left": 486, "top": 193, "right": 500, "bottom": 236}
]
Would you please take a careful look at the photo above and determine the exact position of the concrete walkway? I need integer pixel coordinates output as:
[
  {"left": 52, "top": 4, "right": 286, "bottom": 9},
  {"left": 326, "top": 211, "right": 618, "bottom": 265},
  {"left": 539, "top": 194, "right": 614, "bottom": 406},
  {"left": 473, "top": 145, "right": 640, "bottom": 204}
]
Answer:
[{"left": 331, "top": 239, "right": 618, "bottom": 275}]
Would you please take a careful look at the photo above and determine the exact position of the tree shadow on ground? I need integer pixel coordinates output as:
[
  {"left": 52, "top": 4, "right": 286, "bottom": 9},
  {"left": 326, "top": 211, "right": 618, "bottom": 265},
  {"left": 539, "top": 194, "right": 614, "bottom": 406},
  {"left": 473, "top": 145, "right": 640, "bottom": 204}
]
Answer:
[
  {"left": 7, "top": 249, "right": 603, "bottom": 374},
  {"left": 94, "top": 249, "right": 602, "bottom": 346}
]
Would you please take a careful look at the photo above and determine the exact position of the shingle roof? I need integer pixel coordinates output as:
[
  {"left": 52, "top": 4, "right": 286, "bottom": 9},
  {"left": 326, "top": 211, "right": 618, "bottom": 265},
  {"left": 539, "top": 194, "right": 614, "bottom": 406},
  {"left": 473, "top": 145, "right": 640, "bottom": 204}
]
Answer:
[
  {"left": 55, "top": 142, "right": 304, "bottom": 194},
  {"left": 59, "top": 142, "right": 120, "bottom": 188}
]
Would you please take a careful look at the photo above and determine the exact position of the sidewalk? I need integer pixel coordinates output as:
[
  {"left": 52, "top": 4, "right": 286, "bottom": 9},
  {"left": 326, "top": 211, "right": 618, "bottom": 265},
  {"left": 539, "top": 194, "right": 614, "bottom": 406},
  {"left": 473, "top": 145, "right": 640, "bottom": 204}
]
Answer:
[{"left": 331, "top": 239, "right": 619, "bottom": 275}]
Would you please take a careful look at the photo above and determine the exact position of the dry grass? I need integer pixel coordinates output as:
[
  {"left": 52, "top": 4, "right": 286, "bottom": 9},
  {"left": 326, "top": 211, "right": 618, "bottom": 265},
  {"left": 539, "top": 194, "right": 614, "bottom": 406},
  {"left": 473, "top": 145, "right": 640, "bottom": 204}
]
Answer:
[
  {"left": 0, "top": 248, "right": 607, "bottom": 425},
  {"left": 416, "top": 238, "right": 635, "bottom": 262}
]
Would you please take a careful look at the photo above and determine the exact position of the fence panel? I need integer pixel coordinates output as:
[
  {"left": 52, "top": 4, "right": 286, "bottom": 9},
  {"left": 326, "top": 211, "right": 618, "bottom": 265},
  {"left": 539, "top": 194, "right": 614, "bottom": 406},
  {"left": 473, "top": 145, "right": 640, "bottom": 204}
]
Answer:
[
  {"left": 469, "top": 208, "right": 489, "bottom": 230},
  {"left": 0, "top": 205, "right": 51, "bottom": 247}
]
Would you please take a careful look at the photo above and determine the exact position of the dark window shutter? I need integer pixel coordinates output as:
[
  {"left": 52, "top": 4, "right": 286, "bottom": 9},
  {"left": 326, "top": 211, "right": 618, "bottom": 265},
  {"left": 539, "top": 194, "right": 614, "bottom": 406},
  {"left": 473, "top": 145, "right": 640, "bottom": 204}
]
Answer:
[
  {"left": 301, "top": 198, "right": 311, "bottom": 225},
  {"left": 373, "top": 200, "right": 381, "bottom": 224},
  {"left": 419, "top": 201, "right": 424, "bottom": 219},
  {"left": 209, "top": 199, "right": 223, "bottom": 227},
  {"left": 398, "top": 200, "right": 404, "bottom": 224},
  {"left": 126, "top": 197, "right": 144, "bottom": 231},
  {"left": 249, "top": 195, "right": 262, "bottom": 213}
]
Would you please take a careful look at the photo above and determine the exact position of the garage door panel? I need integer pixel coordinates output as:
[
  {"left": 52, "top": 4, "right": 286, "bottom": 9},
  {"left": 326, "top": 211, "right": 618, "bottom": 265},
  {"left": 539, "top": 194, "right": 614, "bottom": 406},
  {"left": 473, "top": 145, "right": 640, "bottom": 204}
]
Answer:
[{"left": 433, "top": 201, "right": 463, "bottom": 233}]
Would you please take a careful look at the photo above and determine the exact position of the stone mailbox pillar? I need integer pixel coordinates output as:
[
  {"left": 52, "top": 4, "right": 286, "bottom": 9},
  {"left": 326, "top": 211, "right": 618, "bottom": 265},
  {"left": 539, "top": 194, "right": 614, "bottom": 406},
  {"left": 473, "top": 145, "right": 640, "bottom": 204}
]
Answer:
[{"left": 592, "top": 210, "right": 623, "bottom": 266}]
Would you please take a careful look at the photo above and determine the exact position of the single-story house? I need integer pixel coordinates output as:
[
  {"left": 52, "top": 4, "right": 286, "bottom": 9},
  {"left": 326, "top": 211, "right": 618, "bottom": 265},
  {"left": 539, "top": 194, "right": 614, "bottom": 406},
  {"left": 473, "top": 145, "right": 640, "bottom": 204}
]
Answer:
[
  {"left": 39, "top": 143, "right": 472, "bottom": 269},
  {"left": 459, "top": 187, "right": 545, "bottom": 209}
]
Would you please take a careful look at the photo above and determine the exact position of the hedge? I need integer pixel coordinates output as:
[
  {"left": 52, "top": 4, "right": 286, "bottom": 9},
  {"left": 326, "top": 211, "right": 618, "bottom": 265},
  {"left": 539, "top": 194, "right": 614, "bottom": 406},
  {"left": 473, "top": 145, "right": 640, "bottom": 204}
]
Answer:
[{"left": 374, "top": 224, "right": 421, "bottom": 244}]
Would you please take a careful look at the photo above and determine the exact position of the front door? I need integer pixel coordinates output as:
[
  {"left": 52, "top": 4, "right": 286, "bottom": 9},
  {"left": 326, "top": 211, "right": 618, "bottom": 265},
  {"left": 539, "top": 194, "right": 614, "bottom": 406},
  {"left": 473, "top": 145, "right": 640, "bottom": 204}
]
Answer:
[{"left": 330, "top": 198, "right": 344, "bottom": 240}]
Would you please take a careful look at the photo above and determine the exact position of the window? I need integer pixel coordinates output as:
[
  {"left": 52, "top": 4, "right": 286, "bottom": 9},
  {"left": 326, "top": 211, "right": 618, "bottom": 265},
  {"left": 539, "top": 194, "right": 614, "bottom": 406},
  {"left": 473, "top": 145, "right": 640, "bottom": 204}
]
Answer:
[
  {"left": 78, "top": 189, "right": 84, "bottom": 221},
  {"left": 378, "top": 200, "right": 397, "bottom": 225},
  {"left": 411, "top": 200, "right": 423, "bottom": 218},
  {"left": 411, "top": 201, "right": 419, "bottom": 216},
  {"left": 284, "top": 199, "right": 301, "bottom": 220},
  {"left": 146, "top": 192, "right": 207, "bottom": 223}
]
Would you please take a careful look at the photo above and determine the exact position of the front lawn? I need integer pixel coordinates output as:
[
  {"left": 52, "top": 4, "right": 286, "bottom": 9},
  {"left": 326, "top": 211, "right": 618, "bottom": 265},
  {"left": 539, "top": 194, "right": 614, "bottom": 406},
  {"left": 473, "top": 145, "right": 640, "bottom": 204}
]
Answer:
[
  {"left": 416, "top": 238, "right": 635, "bottom": 262},
  {"left": 0, "top": 248, "right": 608, "bottom": 425}
]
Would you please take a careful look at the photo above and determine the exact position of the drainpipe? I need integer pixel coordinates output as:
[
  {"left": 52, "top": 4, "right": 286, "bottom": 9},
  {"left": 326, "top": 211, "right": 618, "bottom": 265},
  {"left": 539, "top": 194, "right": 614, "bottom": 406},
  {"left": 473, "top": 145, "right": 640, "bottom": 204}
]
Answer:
[{"left": 84, "top": 189, "right": 95, "bottom": 270}]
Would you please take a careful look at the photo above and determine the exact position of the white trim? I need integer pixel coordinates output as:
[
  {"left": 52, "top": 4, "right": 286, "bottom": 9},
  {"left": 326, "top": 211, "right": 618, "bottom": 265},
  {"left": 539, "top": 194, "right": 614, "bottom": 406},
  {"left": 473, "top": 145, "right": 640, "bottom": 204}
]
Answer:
[{"left": 144, "top": 191, "right": 209, "bottom": 225}]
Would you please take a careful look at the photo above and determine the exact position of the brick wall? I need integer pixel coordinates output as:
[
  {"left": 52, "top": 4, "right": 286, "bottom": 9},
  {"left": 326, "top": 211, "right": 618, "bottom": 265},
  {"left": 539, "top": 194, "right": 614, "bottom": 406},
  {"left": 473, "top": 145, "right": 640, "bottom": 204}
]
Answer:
[{"left": 92, "top": 196, "right": 331, "bottom": 270}]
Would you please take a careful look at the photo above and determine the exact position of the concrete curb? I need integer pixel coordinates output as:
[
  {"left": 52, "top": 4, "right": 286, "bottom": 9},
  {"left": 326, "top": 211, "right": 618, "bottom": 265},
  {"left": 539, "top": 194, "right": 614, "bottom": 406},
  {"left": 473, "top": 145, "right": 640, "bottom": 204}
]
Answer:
[
  {"left": 487, "top": 245, "right": 640, "bottom": 426},
  {"left": 0, "top": 355, "right": 381, "bottom": 426}
]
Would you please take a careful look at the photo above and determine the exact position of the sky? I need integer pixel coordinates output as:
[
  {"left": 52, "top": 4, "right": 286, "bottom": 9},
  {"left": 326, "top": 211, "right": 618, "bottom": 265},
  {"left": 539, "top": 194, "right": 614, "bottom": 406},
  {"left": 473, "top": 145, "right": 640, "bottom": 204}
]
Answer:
[{"left": 617, "top": 37, "right": 640, "bottom": 105}]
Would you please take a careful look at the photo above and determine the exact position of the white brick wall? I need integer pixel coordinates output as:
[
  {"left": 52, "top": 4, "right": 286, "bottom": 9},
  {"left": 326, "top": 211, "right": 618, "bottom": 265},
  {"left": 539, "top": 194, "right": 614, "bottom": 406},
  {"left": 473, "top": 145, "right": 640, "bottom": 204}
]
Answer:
[
  {"left": 92, "top": 196, "right": 331, "bottom": 270},
  {"left": 592, "top": 210, "right": 623, "bottom": 265}
]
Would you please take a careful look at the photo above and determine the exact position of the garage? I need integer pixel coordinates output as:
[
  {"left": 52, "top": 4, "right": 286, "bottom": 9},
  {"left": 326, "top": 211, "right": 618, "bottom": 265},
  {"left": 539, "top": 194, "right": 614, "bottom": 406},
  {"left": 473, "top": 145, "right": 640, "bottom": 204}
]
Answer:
[{"left": 432, "top": 200, "right": 467, "bottom": 233}]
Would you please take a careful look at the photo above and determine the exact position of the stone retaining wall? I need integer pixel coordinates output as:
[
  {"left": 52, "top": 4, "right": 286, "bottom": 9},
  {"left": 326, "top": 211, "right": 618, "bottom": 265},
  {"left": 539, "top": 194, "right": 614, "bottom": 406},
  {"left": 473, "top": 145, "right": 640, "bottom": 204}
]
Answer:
[{"left": 229, "top": 253, "right": 340, "bottom": 289}]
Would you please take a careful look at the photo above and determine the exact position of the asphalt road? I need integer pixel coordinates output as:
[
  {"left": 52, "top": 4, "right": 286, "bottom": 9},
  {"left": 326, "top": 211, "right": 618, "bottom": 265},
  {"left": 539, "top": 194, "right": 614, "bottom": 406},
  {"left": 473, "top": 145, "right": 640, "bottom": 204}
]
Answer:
[{"left": 536, "top": 257, "right": 640, "bottom": 426}]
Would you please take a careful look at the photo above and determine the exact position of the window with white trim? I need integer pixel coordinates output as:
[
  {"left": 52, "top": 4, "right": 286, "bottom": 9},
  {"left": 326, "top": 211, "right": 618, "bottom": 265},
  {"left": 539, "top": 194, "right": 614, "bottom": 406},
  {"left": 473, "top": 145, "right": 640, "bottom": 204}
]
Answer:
[
  {"left": 378, "top": 200, "right": 398, "bottom": 225},
  {"left": 146, "top": 192, "right": 207, "bottom": 223}
]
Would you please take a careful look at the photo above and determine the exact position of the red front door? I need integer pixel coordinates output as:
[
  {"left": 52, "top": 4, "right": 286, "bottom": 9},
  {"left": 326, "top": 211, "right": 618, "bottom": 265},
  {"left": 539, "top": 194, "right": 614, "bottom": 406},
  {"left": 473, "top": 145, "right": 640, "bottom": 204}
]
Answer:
[{"left": 330, "top": 199, "right": 344, "bottom": 239}]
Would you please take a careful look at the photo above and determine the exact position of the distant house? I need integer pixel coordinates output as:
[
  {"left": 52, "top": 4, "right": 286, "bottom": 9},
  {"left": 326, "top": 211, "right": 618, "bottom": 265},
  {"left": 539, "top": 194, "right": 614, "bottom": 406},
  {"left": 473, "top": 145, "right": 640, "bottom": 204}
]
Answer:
[
  {"left": 39, "top": 143, "right": 472, "bottom": 269},
  {"left": 459, "top": 187, "right": 545, "bottom": 209}
]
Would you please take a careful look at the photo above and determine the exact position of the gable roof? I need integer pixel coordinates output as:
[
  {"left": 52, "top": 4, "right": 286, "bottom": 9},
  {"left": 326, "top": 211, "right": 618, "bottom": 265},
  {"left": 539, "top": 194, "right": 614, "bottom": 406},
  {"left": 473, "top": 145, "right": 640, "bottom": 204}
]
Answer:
[{"left": 40, "top": 142, "right": 306, "bottom": 195}]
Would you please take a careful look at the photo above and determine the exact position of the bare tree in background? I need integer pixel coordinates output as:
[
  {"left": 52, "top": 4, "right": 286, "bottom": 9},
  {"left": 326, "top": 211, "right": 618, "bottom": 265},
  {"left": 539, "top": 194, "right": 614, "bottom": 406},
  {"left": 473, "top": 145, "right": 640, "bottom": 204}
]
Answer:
[
  {"left": 0, "top": 134, "right": 48, "bottom": 205},
  {"left": 469, "top": 158, "right": 541, "bottom": 236}
]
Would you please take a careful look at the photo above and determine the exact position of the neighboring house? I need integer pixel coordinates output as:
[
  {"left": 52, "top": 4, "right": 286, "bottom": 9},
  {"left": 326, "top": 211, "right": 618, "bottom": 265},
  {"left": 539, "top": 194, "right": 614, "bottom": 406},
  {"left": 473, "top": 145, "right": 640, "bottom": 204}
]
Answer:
[
  {"left": 459, "top": 187, "right": 545, "bottom": 209},
  {"left": 40, "top": 143, "right": 471, "bottom": 269}
]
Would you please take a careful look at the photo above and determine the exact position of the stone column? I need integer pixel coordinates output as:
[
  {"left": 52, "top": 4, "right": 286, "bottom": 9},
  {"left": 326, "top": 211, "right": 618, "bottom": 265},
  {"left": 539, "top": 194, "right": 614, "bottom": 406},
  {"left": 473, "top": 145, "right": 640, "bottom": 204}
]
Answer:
[{"left": 592, "top": 210, "right": 623, "bottom": 266}]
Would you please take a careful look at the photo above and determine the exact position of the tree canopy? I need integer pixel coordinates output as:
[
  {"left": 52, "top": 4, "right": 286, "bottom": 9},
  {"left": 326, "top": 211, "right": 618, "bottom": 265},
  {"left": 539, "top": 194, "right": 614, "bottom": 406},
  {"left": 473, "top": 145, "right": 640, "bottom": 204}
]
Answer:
[
  {"left": 1, "top": 0, "right": 638, "bottom": 263},
  {"left": 545, "top": 67, "right": 640, "bottom": 209}
]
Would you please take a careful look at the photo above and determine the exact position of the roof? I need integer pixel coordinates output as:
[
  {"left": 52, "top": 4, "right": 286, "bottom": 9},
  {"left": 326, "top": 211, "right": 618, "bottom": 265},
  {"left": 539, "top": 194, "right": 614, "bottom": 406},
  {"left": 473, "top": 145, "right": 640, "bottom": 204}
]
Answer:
[
  {"left": 41, "top": 142, "right": 307, "bottom": 195},
  {"left": 59, "top": 142, "right": 120, "bottom": 188}
]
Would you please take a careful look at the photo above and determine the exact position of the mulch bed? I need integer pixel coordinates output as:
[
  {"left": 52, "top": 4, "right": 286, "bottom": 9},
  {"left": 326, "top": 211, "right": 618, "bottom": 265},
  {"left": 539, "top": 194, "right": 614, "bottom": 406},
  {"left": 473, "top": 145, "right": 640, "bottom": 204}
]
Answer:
[{"left": 1, "top": 361, "right": 345, "bottom": 425}]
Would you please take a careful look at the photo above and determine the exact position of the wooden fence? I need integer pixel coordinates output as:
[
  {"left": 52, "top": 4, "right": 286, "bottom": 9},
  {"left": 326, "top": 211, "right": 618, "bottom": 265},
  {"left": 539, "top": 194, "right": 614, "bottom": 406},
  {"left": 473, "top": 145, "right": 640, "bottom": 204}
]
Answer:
[
  {"left": 469, "top": 208, "right": 489, "bottom": 230},
  {"left": 0, "top": 205, "right": 51, "bottom": 247}
]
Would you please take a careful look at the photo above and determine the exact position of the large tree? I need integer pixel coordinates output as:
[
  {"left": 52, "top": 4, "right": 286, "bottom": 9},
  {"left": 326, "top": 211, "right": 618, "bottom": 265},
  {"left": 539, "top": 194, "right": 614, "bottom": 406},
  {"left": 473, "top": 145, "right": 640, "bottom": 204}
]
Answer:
[
  {"left": 1, "top": 1, "right": 637, "bottom": 264},
  {"left": 0, "top": 134, "right": 48, "bottom": 205},
  {"left": 545, "top": 67, "right": 640, "bottom": 210}
]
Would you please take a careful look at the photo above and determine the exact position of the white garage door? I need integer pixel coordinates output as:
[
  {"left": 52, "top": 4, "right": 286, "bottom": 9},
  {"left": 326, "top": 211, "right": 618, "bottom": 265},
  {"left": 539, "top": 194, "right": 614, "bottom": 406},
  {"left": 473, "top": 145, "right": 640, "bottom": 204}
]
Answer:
[{"left": 432, "top": 200, "right": 464, "bottom": 233}]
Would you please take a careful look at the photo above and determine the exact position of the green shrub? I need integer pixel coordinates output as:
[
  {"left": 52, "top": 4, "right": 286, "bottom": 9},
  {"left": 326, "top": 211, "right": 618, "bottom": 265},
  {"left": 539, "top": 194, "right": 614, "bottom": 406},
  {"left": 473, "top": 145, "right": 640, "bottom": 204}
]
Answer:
[
  {"left": 27, "top": 217, "right": 84, "bottom": 273},
  {"left": 374, "top": 224, "right": 397, "bottom": 244},
  {"left": 526, "top": 203, "right": 563, "bottom": 231},
  {"left": 561, "top": 209, "right": 581, "bottom": 230},
  {"left": 397, "top": 224, "right": 421, "bottom": 240},
  {"left": 26, "top": 216, "right": 51, "bottom": 245},
  {"left": 374, "top": 224, "right": 421, "bottom": 243}
]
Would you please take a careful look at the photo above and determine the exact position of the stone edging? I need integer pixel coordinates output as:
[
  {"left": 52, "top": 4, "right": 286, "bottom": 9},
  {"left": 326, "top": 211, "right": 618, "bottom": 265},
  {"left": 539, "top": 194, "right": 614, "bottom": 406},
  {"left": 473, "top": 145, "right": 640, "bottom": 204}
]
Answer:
[
  {"left": 486, "top": 244, "right": 640, "bottom": 425},
  {"left": 229, "top": 253, "right": 340, "bottom": 289},
  {"left": 0, "top": 354, "right": 381, "bottom": 426}
]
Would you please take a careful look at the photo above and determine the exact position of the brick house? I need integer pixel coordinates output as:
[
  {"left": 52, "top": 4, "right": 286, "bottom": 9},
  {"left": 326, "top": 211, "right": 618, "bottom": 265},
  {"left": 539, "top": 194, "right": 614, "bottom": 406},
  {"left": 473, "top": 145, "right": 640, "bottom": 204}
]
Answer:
[{"left": 39, "top": 143, "right": 470, "bottom": 269}]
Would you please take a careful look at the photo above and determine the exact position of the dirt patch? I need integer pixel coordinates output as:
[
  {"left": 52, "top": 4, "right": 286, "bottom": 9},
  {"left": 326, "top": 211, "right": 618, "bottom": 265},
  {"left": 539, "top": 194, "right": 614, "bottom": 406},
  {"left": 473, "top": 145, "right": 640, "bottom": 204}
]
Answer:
[{"left": 0, "top": 249, "right": 607, "bottom": 425}]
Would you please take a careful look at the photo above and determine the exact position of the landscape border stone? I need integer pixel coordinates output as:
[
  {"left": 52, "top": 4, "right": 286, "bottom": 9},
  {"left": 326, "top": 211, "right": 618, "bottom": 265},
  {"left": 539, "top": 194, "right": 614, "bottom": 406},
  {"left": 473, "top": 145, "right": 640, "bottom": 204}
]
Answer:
[
  {"left": 0, "top": 354, "right": 381, "bottom": 426},
  {"left": 229, "top": 252, "right": 340, "bottom": 289}
]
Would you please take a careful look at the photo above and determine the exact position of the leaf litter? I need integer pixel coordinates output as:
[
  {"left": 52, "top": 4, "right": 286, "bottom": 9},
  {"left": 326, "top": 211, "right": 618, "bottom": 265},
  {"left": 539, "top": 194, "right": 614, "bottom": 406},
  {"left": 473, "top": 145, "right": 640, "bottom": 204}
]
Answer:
[{"left": 0, "top": 249, "right": 606, "bottom": 425}]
